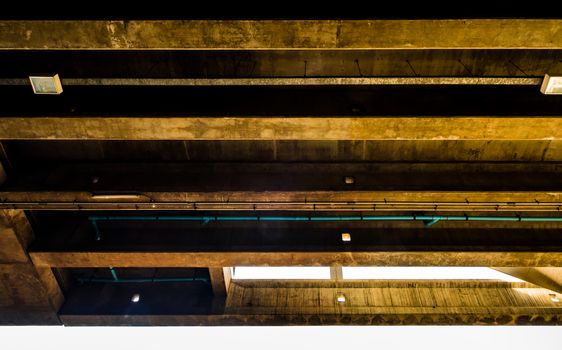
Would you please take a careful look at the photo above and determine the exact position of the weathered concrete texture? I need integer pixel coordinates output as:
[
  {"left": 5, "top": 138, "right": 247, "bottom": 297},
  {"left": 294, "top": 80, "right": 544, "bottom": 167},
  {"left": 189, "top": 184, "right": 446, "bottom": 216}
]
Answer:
[
  {"left": 225, "top": 281, "right": 562, "bottom": 317},
  {"left": 29, "top": 251, "right": 562, "bottom": 269},
  {"left": 494, "top": 267, "right": 562, "bottom": 294},
  {"left": 9, "top": 140, "right": 562, "bottom": 162},
  {"left": 58, "top": 313, "right": 562, "bottom": 326},
  {"left": 3, "top": 190, "right": 562, "bottom": 211},
  {"left": 2, "top": 117, "right": 562, "bottom": 141},
  {"left": 0, "top": 20, "right": 561, "bottom": 50},
  {"left": 209, "top": 267, "right": 231, "bottom": 297},
  {"left": 0, "top": 210, "right": 63, "bottom": 324},
  {"left": 0, "top": 77, "right": 544, "bottom": 86}
]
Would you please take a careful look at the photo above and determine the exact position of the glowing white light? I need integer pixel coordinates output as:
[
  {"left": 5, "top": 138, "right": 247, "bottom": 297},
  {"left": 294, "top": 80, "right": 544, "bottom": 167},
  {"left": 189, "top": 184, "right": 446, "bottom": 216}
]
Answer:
[
  {"left": 540, "top": 74, "right": 562, "bottom": 95},
  {"left": 231, "top": 267, "right": 331, "bottom": 280},
  {"left": 342, "top": 267, "right": 523, "bottom": 282},
  {"left": 131, "top": 293, "right": 140, "bottom": 303}
]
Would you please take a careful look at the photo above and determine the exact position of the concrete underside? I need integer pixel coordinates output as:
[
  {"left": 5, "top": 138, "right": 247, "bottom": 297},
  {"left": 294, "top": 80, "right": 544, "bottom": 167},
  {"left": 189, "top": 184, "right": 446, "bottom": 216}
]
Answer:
[{"left": 0, "top": 18, "right": 562, "bottom": 325}]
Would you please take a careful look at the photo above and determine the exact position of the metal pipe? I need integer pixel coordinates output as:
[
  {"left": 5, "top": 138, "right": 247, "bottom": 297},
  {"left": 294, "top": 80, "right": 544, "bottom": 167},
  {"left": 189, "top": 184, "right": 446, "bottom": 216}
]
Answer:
[
  {"left": 77, "top": 277, "right": 209, "bottom": 283},
  {"left": 89, "top": 214, "right": 562, "bottom": 222},
  {"left": 109, "top": 267, "right": 119, "bottom": 281},
  {"left": 87, "top": 214, "right": 562, "bottom": 239},
  {"left": 88, "top": 214, "right": 562, "bottom": 224}
]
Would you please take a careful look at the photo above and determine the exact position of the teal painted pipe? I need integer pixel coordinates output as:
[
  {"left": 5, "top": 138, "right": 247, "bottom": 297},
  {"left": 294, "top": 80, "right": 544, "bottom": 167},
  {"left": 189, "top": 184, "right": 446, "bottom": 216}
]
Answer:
[
  {"left": 88, "top": 214, "right": 562, "bottom": 240},
  {"left": 77, "top": 277, "right": 209, "bottom": 284},
  {"left": 88, "top": 215, "right": 562, "bottom": 224},
  {"left": 110, "top": 267, "right": 119, "bottom": 281}
]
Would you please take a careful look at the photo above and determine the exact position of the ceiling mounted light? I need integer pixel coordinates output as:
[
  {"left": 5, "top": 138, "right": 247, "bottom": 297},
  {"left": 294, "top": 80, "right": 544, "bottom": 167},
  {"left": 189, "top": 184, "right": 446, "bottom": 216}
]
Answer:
[
  {"left": 336, "top": 293, "right": 346, "bottom": 303},
  {"left": 231, "top": 266, "right": 331, "bottom": 280},
  {"left": 540, "top": 74, "right": 562, "bottom": 95},
  {"left": 90, "top": 194, "right": 142, "bottom": 200},
  {"left": 343, "top": 176, "right": 355, "bottom": 184},
  {"left": 341, "top": 233, "right": 351, "bottom": 242},
  {"left": 342, "top": 267, "right": 523, "bottom": 282},
  {"left": 29, "top": 74, "right": 63, "bottom": 94},
  {"left": 131, "top": 293, "right": 140, "bottom": 303},
  {"left": 550, "top": 293, "right": 560, "bottom": 303}
]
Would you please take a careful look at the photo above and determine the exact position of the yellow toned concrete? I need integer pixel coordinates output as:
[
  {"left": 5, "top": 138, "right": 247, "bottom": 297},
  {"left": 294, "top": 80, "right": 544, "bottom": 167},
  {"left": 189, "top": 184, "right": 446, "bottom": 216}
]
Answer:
[
  {"left": 1, "top": 20, "right": 561, "bottom": 50},
  {"left": 2, "top": 117, "right": 562, "bottom": 140},
  {"left": 29, "top": 251, "right": 562, "bottom": 269}
]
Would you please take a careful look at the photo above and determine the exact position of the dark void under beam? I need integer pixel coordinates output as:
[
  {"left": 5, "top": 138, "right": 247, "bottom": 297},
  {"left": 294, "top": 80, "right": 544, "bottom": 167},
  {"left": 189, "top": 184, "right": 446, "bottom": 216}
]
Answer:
[{"left": 2, "top": 162, "right": 562, "bottom": 211}]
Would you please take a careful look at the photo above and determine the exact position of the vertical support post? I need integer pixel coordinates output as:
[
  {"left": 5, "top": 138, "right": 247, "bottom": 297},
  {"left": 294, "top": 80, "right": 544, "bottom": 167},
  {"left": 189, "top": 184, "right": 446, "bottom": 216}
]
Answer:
[
  {"left": 330, "top": 266, "right": 343, "bottom": 281},
  {"left": 209, "top": 267, "right": 231, "bottom": 297}
]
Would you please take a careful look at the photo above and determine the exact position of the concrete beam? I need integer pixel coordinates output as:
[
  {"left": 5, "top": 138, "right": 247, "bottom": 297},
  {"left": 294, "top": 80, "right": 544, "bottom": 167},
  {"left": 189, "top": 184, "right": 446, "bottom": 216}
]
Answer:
[
  {"left": 58, "top": 280, "right": 562, "bottom": 325},
  {"left": 0, "top": 77, "right": 543, "bottom": 87},
  {"left": 209, "top": 267, "right": 231, "bottom": 297},
  {"left": 494, "top": 267, "right": 562, "bottom": 294},
  {"left": 0, "top": 209, "right": 63, "bottom": 324},
  {"left": 2, "top": 117, "right": 562, "bottom": 141},
  {"left": 2, "top": 190, "right": 562, "bottom": 211},
  {"left": 29, "top": 251, "right": 562, "bottom": 268},
  {"left": 0, "top": 162, "right": 6, "bottom": 186},
  {"left": 1, "top": 20, "right": 561, "bottom": 50},
  {"left": 58, "top": 312, "right": 562, "bottom": 326}
]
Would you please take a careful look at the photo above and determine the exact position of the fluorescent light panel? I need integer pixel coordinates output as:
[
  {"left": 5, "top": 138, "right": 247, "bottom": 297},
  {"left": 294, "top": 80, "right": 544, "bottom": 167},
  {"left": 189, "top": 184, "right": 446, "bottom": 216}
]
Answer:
[
  {"left": 231, "top": 267, "right": 331, "bottom": 280},
  {"left": 231, "top": 266, "right": 522, "bottom": 281},
  {"left": 540, "top": 74, "right": 562, "bottom": 95},
  {"left": 342, "top": 267, "right": 523, "bottom": 282}
]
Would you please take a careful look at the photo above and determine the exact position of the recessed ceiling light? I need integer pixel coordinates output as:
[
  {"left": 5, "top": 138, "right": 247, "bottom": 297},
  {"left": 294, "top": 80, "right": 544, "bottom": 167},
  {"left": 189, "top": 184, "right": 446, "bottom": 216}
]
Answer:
[
  {"left": 342, "top": 267, "right": 523, "bottom": 282},
  {"left": 540, "top": 74, "right": 562, "bottom": 95},
  {"left": 344, "top": 176, "right": 355, "bottom": 184},
  {"left": 336, "top": 293, "right": 346, "bottom": 303},
  {"left": 231, "top": 266, "right": 331, "bottom": 280},
  {"left": 90, "top": 194, "right": 142, "bottom": 200},
  {"left": 341, "top": 233, "right": 351, "bottom": 242},
  {"left": 29, "top": 74, "right": 63, "bottom": 95},
  {"left": 549, "top": 293, "right": 560, "bottom": 303},
  {"left": 131, "top": 293, "right": 140, "bottom": 303}
]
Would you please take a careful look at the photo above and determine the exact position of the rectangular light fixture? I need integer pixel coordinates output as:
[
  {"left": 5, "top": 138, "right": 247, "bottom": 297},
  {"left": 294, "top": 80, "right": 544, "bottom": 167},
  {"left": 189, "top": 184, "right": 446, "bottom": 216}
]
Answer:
[
  {"left": 540, "top": 74, "right": 562, "bottom": 95},
  {"left": 90, "top": 194, "right": 142, "bottom": 200},
  {"left": 342, "top": 267, "right": 522, "bottom": 282},
  {"left": 231, "top": 267, "right": 331, "bottom": 280},
  {"left": 29, "top": 74, "right": 63, "bottom": 94}
]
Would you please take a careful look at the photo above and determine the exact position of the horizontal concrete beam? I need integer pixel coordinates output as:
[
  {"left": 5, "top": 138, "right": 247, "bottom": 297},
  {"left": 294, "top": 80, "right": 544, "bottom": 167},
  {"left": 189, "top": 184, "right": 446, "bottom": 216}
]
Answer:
[
  {"left": 0, "top": 77, "right": 543, "bottom": 86},
  {"left": 494, "top": 267, "right": 562, "bottom": 294},
  {"left": 3, "top": 190, "right": 562, "bottom": 211},
  {"left": 29, "top": 251, "right": 562, "bottom": 268},
  {"left": 1, "top": 20, "right": 561, "bottom": 50},
  {"left": 2, "top": 117, "right": 562, "bottom": 140},
  {"left": 58, "top": 312, "right": 562, "bottom": 326}
]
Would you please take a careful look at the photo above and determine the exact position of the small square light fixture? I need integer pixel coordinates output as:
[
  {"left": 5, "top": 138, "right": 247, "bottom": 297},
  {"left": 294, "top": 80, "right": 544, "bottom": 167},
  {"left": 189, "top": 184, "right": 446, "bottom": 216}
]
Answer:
[
  {"left": 29, "top": 74, "right": 63, "bottom": 94},
  {"left": 343, "top": 176, "right": 355, "bottom": 184},
  {"left": 341, "top": 233, "right": 351, "bottom": 242},
  {"left": 540, "top": 74, "right": 562, "bottom": 95},
  {"left": 336, "top": 293, "right": 346, "bottom": 303},
  {"left": 549, "top": 293, "right": 560, "bottom": 303},
  {"left": 131, "top": 293, "right": 140, "bottom": 303}
]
